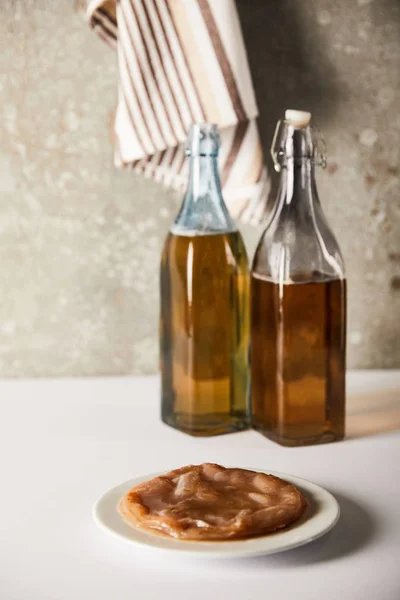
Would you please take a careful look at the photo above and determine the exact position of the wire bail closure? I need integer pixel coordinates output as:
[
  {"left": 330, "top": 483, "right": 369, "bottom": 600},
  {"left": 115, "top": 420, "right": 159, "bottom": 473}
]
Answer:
[{"left": 270, "top": 119, "right": 327, "bottom": 172}]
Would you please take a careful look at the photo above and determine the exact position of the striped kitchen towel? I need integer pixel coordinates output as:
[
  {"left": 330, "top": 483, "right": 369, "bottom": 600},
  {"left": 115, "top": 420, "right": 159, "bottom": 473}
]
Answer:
[{"left": 86, "top": 0, "right": 269, "bottom": 224}]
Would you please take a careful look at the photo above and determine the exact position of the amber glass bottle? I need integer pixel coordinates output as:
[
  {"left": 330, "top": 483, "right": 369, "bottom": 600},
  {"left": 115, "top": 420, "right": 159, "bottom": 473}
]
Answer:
[
  {"left": 160, "top": 124, "right": 249, "bottom": 436},
  {"left": 251, "top": 110, "right": 346, "bottom": 447}
]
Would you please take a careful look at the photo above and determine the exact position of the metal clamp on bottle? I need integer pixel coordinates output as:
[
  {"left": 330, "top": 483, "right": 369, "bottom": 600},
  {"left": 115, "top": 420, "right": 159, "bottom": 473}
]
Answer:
[{"left": 271, "top": 110, "right": 327, "bottom": 171}]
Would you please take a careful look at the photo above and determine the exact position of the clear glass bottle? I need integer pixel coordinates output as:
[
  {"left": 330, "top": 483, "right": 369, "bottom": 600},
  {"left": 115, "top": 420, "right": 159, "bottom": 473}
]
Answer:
[
  {"left": 160, "top": 123, "right": 249, "bottom": 436},
  {"left": 251, "top": 110, "right": 346, "bottom": 447}
]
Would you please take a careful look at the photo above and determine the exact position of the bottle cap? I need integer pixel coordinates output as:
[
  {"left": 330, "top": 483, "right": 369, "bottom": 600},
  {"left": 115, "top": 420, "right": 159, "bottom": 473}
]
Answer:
[
  {"left": 186, "top": 123, "right": 220, "bottom": 157},
  {"left": 285, "top": 110, "right": 312, "bottom": 129}
]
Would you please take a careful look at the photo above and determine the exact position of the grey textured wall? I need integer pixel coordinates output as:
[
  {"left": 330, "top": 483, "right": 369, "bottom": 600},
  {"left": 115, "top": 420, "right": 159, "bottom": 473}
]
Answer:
[{"left": 0, "top": 0, "right": 399, "bottom": 376}]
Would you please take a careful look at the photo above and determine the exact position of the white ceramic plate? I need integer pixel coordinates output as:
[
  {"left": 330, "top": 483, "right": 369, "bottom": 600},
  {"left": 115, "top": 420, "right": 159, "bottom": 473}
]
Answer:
[{"left": 93, "top": 469, "right": 340, "bottom": 559}]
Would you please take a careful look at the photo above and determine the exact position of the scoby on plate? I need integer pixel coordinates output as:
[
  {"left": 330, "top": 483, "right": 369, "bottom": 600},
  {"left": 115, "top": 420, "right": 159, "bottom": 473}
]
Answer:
[{"left": 118, "top": 463, "right": 307, "bottom": 541}]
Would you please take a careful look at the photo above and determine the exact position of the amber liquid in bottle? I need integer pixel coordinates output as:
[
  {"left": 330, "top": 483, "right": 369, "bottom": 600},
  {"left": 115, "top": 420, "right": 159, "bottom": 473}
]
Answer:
[
  {"left": 251, "top": 274, "right": 346, "bottom": 446},
  {"left": 161, "top": 230, "right": 249, "bottom": 436}
]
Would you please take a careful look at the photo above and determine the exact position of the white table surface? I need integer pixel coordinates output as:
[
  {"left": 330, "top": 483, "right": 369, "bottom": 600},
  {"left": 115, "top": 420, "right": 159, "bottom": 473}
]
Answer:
[{"left": 1, "top": 371, "right": 399, "bottom": 600}]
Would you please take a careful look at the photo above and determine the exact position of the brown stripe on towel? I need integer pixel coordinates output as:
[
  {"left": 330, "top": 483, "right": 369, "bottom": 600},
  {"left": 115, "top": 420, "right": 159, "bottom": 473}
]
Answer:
[
  {"left": 154, "top": 148, "right": 167, "bottom": 175},
  {"left": 146, "top": 150, "right": 165, "bottom": 178},
  {"left": 133, "top": 158, "right": 146, "bottom": 174},
  {"left": 164, "top": 0, "right": 206, "bottom": 122},
  {"left": 92, "top": 15, "right": 117, "bottom": 40},
  {"left": 177, "top": 148, "right": 187, "bottom": 175},
  {"left": 120, "top": 1, "right": 167, "bottom": 148},
  {"left": 140, "top": 0, "right": 186, "bottom": 137},
  {"left": 119, "top": 53, "right": 151, "bottom": 155},
  {"left": 151, "top": 0, "right": 196, "bottom": 125},
  {"left": 196, "top": 0, "right": 246, "bottom": 123},
  {"left": 120, "top": 44, "right": 157, "bottom": 153},
  {"left": 167, "top": 144, "right": 179, "bottom": 169},
  {"left": 127, "top": 0, "right": 178, "bottom": 144},
  {"left": 221, "top": 121, "right": 249, "bottom": 187},
  {"left": 98, "top": 5, "right": 117, "bottom": 27},
  {"left": 92, "top": 22, "right": 117, "bottom": 48}
]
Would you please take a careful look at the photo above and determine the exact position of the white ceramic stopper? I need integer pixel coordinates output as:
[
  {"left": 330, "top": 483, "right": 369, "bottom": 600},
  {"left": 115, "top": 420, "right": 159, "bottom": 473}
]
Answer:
[{"left": 285, "top": 109, "right": 312, "bottom": 128}]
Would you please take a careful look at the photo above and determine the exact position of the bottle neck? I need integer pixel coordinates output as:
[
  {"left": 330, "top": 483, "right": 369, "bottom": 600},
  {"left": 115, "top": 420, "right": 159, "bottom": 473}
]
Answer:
[
  {"left": 278, "top": 157, "right": 319, "bottom": 209},
  {"left": 172, "top": 155, "right": 235, "bottom": 235},
  {"left": 187, "top": 155, "right": 222, "bottom": 203}
]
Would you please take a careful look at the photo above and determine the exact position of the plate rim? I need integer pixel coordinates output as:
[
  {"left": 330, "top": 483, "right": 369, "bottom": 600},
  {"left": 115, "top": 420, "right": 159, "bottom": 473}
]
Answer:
[{"left": 93, "top": 468, "right": 340, "bottom": 558}]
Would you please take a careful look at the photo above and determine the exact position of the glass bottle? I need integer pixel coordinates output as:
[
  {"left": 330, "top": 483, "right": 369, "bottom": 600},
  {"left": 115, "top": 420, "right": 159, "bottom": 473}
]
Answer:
[
  {"left": 160, "top": 123, "right": 249, "bottom": 436},
  {"left": 251, "top": 110, "right": 346, "bottom": 447}
]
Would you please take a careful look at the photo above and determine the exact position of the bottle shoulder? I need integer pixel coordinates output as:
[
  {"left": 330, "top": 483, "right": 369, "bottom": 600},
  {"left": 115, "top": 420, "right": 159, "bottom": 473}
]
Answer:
[{"left": 252, "top": 202, "right": 345, "bottom": 281}]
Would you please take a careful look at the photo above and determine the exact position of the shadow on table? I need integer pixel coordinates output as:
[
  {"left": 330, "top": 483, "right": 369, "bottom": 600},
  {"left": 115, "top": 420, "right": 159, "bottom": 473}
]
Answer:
[
  {"left": 346, "top": 385, "right": 400, "bottom": 440},
  {"left": 243, "top": 491, "right": 376, "bottom": 569}
]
